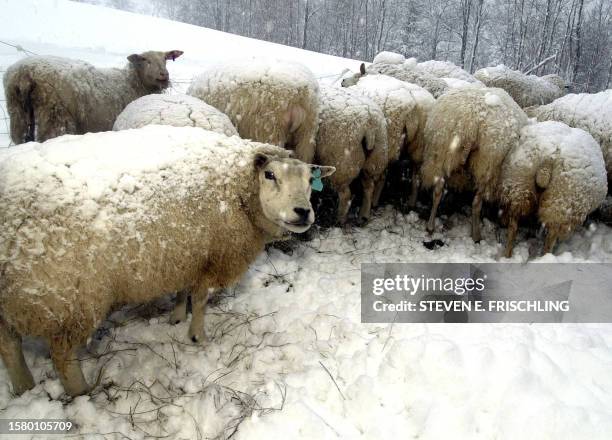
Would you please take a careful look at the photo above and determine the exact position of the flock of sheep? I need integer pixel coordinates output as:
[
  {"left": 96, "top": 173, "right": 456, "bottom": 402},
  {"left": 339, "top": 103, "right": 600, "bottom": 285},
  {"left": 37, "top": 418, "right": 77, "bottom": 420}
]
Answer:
[{"left": 0, "top": 48, "right": 610, "bottom": 398}]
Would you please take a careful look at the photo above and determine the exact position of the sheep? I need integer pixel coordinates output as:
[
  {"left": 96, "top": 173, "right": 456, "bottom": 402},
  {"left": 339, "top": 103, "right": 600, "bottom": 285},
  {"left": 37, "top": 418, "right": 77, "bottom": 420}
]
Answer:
[
  {"left": 3, "top": 50, "right": 184, "bottom": 144},
  {"left": 421, "top": 87, "right": 529, "bottom": 242},
  {"left": 315, "top": 85, "right": 388, "bottom": 224},
  {"left": 473, "top": 65, "right": 566, "bottom": 108},
  {"left": 187, "top": 59, "right": 319, "bottom": 162},
  {"left": 525, "top": 90, "right": 612, "bottom": 185},
  {"left": 344, "top": 74, "right": 435, "bottom": 207},
  {"left": 342, "top": 62, "right": 449, "bottom": 98},
  {"left": 417, "top": 60, "right": 482, "bottom": 84},
  {"left": 113, "top": 93, "right": 238, "bottom": 137},
  {"left": 0, "top": 125, "right": 334, "bottom": 397},
  {"left": 500, "top": 121, "right": 607, "bottom": 257}
]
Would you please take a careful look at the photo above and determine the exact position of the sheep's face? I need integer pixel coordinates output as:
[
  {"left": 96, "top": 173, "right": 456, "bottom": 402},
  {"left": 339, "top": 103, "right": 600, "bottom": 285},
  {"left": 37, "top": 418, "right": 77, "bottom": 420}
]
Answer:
[
  {"left": 127, "top": 50, "right": 184, "bottom": 90},
  {"left": 341, "top": 63, "right": 367, "bottom": 87},
  {"left": 254, "top": 153, "right": 335, "bottom": 233}
]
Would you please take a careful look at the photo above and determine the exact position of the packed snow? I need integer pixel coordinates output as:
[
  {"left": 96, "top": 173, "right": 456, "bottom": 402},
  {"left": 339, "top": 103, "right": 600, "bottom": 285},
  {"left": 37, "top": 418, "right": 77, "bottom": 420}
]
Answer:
[{"left": 1, "top": 1, "right": 612, "bottom": 439}]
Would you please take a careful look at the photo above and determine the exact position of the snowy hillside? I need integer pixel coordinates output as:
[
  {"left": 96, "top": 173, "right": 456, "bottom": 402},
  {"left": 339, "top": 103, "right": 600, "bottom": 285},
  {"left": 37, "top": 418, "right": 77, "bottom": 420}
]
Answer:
[{"left": 1, "top": 1, "right": 612, "bottom": 440}]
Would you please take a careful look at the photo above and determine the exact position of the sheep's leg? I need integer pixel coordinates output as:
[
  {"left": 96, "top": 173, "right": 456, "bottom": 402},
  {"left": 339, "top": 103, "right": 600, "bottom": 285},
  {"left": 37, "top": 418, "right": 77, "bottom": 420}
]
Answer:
[
  {"left": 426, "top": 178, "right": 445, "bottom": 234},
  {"left": 169, "top": 290, "right": 188, "bottom": 325},
  {"left": 408, "top": 164, "right": 420, "bottom": 208},
  {"left": 504, "top": 217, "right": 519, "bottom": 258},
  {"left": 0, "top": 317, "right": 34, "bottom": 395},
  {"left": 358, "top": 175, "right": 375, "bottom": 225},
  {"left": 471, "top": 191, "right": 483, "bottom": 243},
  {"left": 50, "top": 342, "right": 89, "bottom": 397},
  {"left": 336, "top": 185, "right": 352, "bottom": 225},
  {"left": 36, "top": 107, "right": 77, "bottom": 142},
  {"left": 542, "top": 228, "right": 559, "bottom": 255},
  {"left": 188, "top": 286, "right": 212, "bottom": 344},
  {"left": 372, "top": 172, "right": 386, "bottom": 207}
]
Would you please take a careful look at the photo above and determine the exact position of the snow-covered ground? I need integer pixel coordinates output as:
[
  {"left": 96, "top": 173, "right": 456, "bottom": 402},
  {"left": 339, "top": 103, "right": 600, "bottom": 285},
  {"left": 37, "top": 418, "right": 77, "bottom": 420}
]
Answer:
[{"left": 1, "top": 1, "right": 612, "bottom": 439}]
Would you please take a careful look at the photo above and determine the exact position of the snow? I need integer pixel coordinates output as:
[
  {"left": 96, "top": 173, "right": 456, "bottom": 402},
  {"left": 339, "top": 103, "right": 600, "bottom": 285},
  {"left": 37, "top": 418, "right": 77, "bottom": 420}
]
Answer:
[
  {"left": 1, "top": 1, "right": 612, "bottom": 439},
  {"left": 485, "top": 92, "right": 503, "bottom": 106},
  {"left": 372, "top": 51, "right": 405, "bottom": 65},
  {"left": 113, "top": 93, "right": 238, "bottom": 136}
]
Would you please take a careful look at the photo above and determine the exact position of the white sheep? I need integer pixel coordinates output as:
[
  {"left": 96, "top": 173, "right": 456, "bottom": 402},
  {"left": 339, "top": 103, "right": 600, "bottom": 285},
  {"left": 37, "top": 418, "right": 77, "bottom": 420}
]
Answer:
[
  {"left": 342, "top": 62, "right": 449, "bottom": 98},
  {"left": 3, "top": 50, "right": 184, "bottom": 144},
  {"left": 187, "top": 59, "right": 320, "bottom": 162},
  {"left": 315, "top": 85, "right": 388, "bottom": 224},
  {"left": 0, "top": 125, "right": 334, "bottom": 397},
  {"left": 473, "top": 65, "right": 566, "bottom": 108},
  {"left": 500, "top": 121, "right": 607, "bottom": 257},
  {"left": 421, "top": 87, "right": 529, "bottom": 241},
  {"left": 417, "top": 60, "right": 482, "bottom": 84},
  {"left": 525, "top": 90, "right": 612, "bottom": 185},
  {"left": 113, "top": 93, "right": 238, "bottom": 137},
  {"left": 344, "top": 74, "right": 435, "bottom": 207}
]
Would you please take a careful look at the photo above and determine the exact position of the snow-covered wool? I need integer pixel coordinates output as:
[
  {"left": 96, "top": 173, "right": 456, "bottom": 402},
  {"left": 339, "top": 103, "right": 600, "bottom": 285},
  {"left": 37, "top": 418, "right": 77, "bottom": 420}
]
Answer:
[
  {"left": 525, "top": 90, "right": 612, "bottom": 184},
  {"left": 3, "top": 50, "right": 183, "bottom": 144},
  {"left": 342, "top": 63, "right": 448, "bottom": 98},
  {"left": 345, "top": 74, "right": 435, "bottom": 207},
  {"left": 417, "top": 60, "right": 482, "bottom": 84},
  {"left": 315, "top": 85, "right": 388, "bottom": 224},
  {"left": 372, "top": 51, "right": 406, "bottom": 65},
  {"left": 187, "top": 59, "right": 320, "bottom": 162},
  {"left": 473, "top": 65, "right": 566, "bottom": 108},
  {"left": 0, "top": 125, "right": 334, "bottom": 397},
  {"left": 421, "top": 87, "right": 529, "bottom": 241},
  {"left": 441, "top": 77, "right": 485, "bottom": 90},
  {"left": 500, "top": 121, "right": 607, "bottom": 257},
  {"left": 113, "top": 94, "right": 238, "bottom": 137}
]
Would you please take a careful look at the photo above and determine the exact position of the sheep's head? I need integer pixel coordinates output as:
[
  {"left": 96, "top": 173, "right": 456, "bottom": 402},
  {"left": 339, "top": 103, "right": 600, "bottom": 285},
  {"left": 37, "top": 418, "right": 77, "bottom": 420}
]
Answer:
[
  {"left": 127, "top": 50, "right": 184, "bottom": 91},
  {"left": 254, "top": 153, "right": 335, "bottom": 233},
  {"left": 341, "top": 63, "right": 367, "bottom": 87}
]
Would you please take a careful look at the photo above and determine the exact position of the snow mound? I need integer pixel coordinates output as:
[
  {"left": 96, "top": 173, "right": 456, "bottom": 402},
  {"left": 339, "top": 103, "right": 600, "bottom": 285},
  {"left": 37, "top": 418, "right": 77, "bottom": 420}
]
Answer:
[
  {"left": 373, "top": 51, "right": 405, "bottom": 65},
  {"left": 113, "top": 94, "right": 238, "bottom": 136}
]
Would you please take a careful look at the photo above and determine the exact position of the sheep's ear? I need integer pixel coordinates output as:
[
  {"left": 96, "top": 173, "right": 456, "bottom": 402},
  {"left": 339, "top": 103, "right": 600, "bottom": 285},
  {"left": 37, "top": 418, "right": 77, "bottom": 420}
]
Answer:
[
  {"left": 127, "top": 54, "right": 145, "bottom": 64},
  {"left": 254, "top": 153, "right": 270, "bottom": 169},
  {"left": 165, "top": 50, "right": 184, "bottom": 61},
  {"left": 310, "top": 165, "right": 336, "bottom": 178},
  {"left": 360, "top": 63, "right": 366, "bottom": 75}
]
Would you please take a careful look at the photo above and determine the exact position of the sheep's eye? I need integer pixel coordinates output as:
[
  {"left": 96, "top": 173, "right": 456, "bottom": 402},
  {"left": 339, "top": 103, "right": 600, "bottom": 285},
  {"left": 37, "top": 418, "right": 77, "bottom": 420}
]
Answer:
[{"left": 264, "top": 171, "right": 276, "bottom": 180}]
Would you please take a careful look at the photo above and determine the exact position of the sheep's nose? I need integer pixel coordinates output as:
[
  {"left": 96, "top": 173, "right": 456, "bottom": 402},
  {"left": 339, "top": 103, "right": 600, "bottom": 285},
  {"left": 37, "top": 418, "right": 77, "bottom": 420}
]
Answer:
[
  {"left": 159, "top": 72, "right": 169, "bottom": 80},
  {"left": 294, "top": 207, "right": 311, "bottom": 221}
]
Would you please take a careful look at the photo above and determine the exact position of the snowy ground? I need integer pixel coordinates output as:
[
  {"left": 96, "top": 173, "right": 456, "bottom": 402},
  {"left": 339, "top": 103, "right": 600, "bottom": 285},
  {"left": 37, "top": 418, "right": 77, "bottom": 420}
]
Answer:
[{"left": 1, "top": 1, "right": 612, "bottom": 439}]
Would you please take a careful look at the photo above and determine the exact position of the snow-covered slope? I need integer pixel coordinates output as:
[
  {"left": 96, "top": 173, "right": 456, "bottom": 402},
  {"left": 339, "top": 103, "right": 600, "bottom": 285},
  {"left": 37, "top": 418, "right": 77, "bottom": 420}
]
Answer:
[{"left": 1, "top": 2, "right": 612, "bottom": 439}]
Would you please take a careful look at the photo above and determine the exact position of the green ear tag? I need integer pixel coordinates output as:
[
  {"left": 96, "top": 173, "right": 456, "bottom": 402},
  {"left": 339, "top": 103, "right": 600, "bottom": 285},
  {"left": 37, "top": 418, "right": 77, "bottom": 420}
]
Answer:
[{"left": 311, "top": 168, "right": 323, "bottom": 191}]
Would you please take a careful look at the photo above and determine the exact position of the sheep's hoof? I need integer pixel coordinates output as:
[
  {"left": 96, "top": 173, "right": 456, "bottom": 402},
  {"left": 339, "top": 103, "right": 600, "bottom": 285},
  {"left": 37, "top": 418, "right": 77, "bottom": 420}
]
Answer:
[
  {"left": 356, "top": 216, "right": 369, "bottom": 227},
  {"left": 189, "top": 331, "right": 208, "bottom": 344},
  {"left": 169, "top": 311, "right": 186, "bottom": 325}
]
